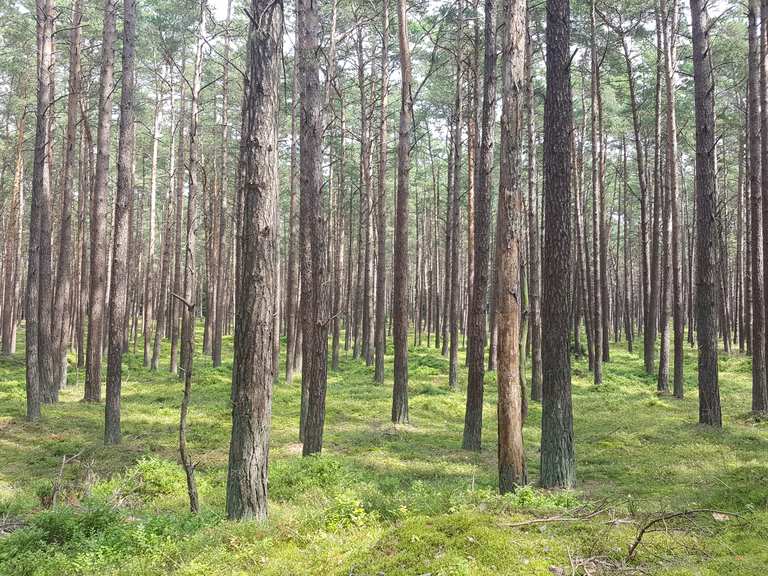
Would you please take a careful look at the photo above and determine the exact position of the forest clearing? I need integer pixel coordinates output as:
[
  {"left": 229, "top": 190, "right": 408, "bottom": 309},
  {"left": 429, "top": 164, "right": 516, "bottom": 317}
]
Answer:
[{"left": 2, "top": 0, "right": 768, "bottom": 573}]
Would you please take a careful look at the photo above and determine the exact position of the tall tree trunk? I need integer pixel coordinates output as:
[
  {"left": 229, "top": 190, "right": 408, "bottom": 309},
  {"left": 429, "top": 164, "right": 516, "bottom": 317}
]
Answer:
[
  {"left": 105, "top": 0, "right": 136, "bottom": 445},
  {"left": 170, "top": 55, "right": 187, "bottom": 375},
  {"left": 748, "top": 0, "right": 766, "bottom": 411},
  {"left": 299, "top": 0, "right": 329, "bottom": 453},
  {"left": 374, "top": 0, "right": 390, "bottom": 384},
  {"left": 496, "top": 0, "right": 527, "bottom": 493},
  {"left": 212, "top": 1, "right": 232, "bottom": 369},
  {"left": 26, "top": 0, "right": 55, "bottom": 419},
  {"left": 645, "top": 6, "right": 664, "bottom": 375},
  {"left": 760, "top": 0, "right": 768, "bottom": 409},
  {"left": 286, "top": 57, "right": 300, "bottom": 384},
  {"left": 617, "top": 23, "right": 649, "bottom": 358},
  {"left": 152, "top": 70, "right": 178, "bottom": 371},
  {"left": 180, "top": 0, "right": 205, "bottom": 387},
  {"left": 356, "top": 22, "right": 374, "bottom": 366},
  {"left": 226, "top": 0, "right": 281, "bottom": 520},
  {"left": 690, "top": 0, "right": 721, "bottom": 427},
  {"left": 661, "top": 0, "right": 684, "bottom": 398},
  {"left": 1, "top": 104, "right": 25, "bottom": 355},
  {"left": 526, "top": 29, "right": 542, "bottom": 402},
  {"left": 622, "top": 140, "right": 634, "bottom": 352},
  {"left": 463, "top": 0, "right": 497, "bottom": 451},
  {"left": 589, "top": 0, "right": 603, "bottom": 386},
  {"left": 77, "top": 107, "right": 93, "bottom": 369},
  {"left": 143, "top": 83, "right": 162, "bottom": 367},
  {"left": 540, "top": 0, "right": 575, "bottom": 489},
  {"left": 448, "top": 0, "right": 464, "bottom": 391},
  {"left": 85, "top": 0, "right": 118, "bottom": 402},
  {"left": 52, "top": 0, "right": 82, "bottom": 389},
  {"left": 392, "top": 0, "right": 413, "bottom": 424}
]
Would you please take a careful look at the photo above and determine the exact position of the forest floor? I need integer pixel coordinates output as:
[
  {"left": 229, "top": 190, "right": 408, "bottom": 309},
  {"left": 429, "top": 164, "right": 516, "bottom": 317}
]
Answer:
[{"left": 1, "top": 330, "right": 767, "bottom": 575}]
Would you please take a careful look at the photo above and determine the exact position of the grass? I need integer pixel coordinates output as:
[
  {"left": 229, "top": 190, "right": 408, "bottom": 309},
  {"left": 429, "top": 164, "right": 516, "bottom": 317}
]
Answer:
[{"left": 1, "top": 328, "right": 767, "bottom": 575}]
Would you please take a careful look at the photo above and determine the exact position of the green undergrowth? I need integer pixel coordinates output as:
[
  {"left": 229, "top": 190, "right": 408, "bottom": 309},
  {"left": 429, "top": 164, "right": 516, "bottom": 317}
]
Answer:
[{"left": 1, "top": 330, "right": 767, "bottom": 575}]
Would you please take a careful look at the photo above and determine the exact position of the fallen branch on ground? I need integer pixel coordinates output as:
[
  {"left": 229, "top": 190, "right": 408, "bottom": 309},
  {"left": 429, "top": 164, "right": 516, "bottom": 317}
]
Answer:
[{"left": 626, "top": 508, "right": 742, "bottom": 561}]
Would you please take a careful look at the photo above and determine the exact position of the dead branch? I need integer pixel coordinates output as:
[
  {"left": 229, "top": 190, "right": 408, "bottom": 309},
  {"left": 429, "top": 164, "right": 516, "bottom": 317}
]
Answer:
[
  {"left": 626, "top": 509, "right": 741, "bottom": 561},
  {"left": 51, "top": 449, "right": 84, "bottom": 507}
]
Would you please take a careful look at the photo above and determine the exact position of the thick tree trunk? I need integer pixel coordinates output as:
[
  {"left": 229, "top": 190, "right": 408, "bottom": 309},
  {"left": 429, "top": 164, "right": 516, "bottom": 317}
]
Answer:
[
  {"left": 226, "top": 0, "right": 281, "bottom": 520},
  {"left": 540, "top": 0, "right": 575, "bottom": 489},
  {"left": 496, "top": 0, "right": 527, "bottom": 493},
  {"left": 748, "top": 2, "right": 766, "bottom": 411},
  {"left": 760, "top": 0, "right": 768, "bottom": 410},
  {"left": 299, "top": 0, "right": 329, "bottom": 453},
  {"left": 690, "top": 0, "right": 721, "bottom": 427},
  {"left": 26, "top": 0, "right": 55, "bottom": 420}
]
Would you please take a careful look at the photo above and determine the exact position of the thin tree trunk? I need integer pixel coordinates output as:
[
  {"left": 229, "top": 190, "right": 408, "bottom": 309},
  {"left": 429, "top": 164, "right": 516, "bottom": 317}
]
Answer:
[
  {"left": 1, "top": 104, "right": 26, "bottom": 355},
  {"left": 463, "top": 0, "right": 497, "bottom": 451},
  {"left": 105, "top": 0, "right": 136, "bottom": 445},
  {"left": 590, "top": 0, "right": 603, "bottom": 386},
  {"left": 85, "top": 0, "right": 118, "bottom": 402},
  {"left": 286, "top": 56, "right": 300, "bottom": 384},
  {"left": 392, "top": 0, "right": 413, "bottom": 424},
  {"left": 374, "top": 0, "right": 390, "bottom": 384},
  {"left": 52, "top": 0, "right": 82, "bottom": 389},
  {"left": 448, "top": 0, "right": 464, "bottom": 391}
]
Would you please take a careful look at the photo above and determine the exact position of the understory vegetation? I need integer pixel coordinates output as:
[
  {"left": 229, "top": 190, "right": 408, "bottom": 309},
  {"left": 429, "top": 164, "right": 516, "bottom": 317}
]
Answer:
[{"left": 1, "top": 330, "right": 766, "bottom": 575}]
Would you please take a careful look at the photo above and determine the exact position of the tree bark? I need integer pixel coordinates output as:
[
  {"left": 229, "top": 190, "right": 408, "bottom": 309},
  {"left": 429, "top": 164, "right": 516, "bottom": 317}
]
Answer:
[
  {"left": 226, "top": 0, "right": 281, "bottom": 520},
  {"left": 299, "top": 0, "right": 329, "bottom": 453},
  {"left": 374, "top": 0, "right": 390, "bottom": 384},
  {"left": 589, "top": 0, "right": 603, "bottom": 386},
  {"left": 690, "top": 0, "right": 721, "bottom": 427},
  {"left": 392, "top": 0, "right": 413, "bottom": 425},
  {"left": 748, "top": 0, "right": 766, "bottom": 412},
  {"left": 26, "top": 0, "right": 55, "bottom": 419},
  {"left": 540, "top": 0, "right": 575, "bottom": 489},
  {"left": 526, "top": 29, "right": 542, "bottom": 402},
  {"left": 1, "top": 103, "right": 25, "bottom": 355},
  {"left": 105, "top": 0, "right": 137, "bottom": 445},
  {"left": 448, "top": 0, "right": 464, "bottom": 391},
  {"left": 463, "top": 0, "right": 497, "bottom": 451},
  {"left": 496, "top": 0, "right": 528, "bottom": 493},
  {"left": 85, "top": 0, "right": 118, "bottom": 402},
  {"left": 52, "top": 0, "right": 82, "bottom": 390},
  {"left": 286, "top": 55, "right": 300, "bottom": 384}
]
